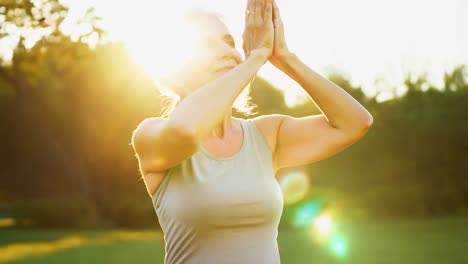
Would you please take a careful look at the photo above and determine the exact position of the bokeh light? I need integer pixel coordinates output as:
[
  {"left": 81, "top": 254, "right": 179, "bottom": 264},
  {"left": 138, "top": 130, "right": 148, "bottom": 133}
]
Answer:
[
  {"left": 279, "top": 172, "right": 310, "bottom": 205},
  {"left": 314, "top": 213, "right": 332, "bottom": 235},
  {"left": 293, "top": 200, "right": 322, "bottom": 227},
  {"left": 331, "top": 237, "right": 348, "bottom": 258}
]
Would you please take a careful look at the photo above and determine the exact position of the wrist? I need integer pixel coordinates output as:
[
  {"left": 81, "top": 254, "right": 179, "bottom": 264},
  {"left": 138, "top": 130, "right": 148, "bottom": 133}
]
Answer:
[
  {"left": 248, "top": 49, "right": 271, "bottom": 63},
  {"left": 271, "top": 51, "right": 297, "bottom": 70}
]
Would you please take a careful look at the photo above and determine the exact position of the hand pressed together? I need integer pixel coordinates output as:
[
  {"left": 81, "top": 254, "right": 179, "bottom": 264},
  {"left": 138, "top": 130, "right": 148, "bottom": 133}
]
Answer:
[
  {"left": 242, "top": 0, "right": 293, "bottom": 67},
  {"left": 242, "top": 0, "right": 274, "bottom": 59},
  {"left": 269, "top": 0, "right": 292, "bottom": 67}
]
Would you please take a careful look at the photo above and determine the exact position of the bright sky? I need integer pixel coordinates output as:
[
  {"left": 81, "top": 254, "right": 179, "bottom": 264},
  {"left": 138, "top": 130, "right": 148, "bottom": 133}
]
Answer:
[{"left": 9, "top": 0, "right": 468, "bottom": 105}]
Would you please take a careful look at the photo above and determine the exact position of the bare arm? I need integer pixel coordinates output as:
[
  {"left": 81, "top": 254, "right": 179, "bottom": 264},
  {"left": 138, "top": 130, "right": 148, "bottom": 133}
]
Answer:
[
  {"left": 275, "top": 53, "right": 373, "bottom": 130},
  {"left": 270, "top": 53, "right": 373, "bottom": 170},
  {"left": 132, "top": 0, "right": 274, "bottom": 174},
  {"left": 171, "top": 0, "right": 274, "bottom": 141},
  {"left": 170, "top": 50, "right": 268, "bottom": 139},
  {"left": 269, "top": 1, "right": 372, "bottom": 131},
  {"left": 131, "top": 53, "right": 268, "bottom": 174},
  {"left": 262, "top": 1, "right": 373, "bottom": 170}
]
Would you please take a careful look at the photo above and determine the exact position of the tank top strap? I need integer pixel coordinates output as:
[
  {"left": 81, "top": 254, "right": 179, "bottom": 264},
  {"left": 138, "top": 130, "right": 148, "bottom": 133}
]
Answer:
[{"left": 240, "top": 118, "right": 273, "bottom": 160}]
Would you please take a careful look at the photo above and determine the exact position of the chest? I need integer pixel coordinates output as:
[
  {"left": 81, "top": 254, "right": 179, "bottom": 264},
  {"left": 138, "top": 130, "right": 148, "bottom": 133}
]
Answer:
[
  {"left": 201, "top": 129, "right": 244, "bottom": 158},
  {"left": 201, "top": 119, "right": 276, "bottom": 159},
  {"left": 160, "top": 155, "right": 283, "bottom": 230}
]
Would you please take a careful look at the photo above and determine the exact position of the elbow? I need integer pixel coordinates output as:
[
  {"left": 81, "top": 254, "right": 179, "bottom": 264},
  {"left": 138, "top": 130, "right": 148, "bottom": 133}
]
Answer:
[
  {"left": 355, "top": 113, "right": 374, "bottom": 137},
  {"left": 355, "top": 109, "right": 374, "bottom": 129},
  {"left": 357, "top": 113, "right": 374, "bottom": 133},
  {"left": 345, "top": 113, "right": 373, "bottom": 139},
  {"left": 363, "top": 113, "right": 374, "bottom": 128},
  {"left": 166, "top": 121, "right": 199, "bottom": 153}
]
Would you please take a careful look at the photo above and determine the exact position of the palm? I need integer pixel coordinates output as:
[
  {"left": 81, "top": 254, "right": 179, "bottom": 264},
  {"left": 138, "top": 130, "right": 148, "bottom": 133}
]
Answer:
[{"left": 273, "top": 23, "right": 287, "bottom": 56}]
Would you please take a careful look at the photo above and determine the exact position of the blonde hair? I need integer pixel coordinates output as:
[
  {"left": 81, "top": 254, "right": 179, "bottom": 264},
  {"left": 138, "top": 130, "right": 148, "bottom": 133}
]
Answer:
[
  {"left": 155, "top": 9, "right": 257, "bottom": 118},
  {"left": 155, "top": 79, "right": 257, "bottom": 118}
]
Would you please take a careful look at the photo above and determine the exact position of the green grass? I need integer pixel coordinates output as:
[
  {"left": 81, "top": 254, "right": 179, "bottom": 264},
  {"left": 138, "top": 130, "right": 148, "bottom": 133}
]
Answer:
[{"left": 1, "top": 217, "right": 467, "bottom": 264}]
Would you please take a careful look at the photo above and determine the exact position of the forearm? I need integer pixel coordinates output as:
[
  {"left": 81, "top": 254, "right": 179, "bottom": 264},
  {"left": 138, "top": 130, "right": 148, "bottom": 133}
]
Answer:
[
  {"left": 169, "top": 51, "right": 268, "bottom": 140},
  {"left": 275, "top": 53, "right": 373, "bottom": 130}
]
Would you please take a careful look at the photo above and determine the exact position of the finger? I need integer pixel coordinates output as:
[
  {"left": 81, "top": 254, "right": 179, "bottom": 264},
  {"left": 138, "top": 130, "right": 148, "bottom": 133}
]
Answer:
[
  {"left": 261, "top": 0, "right": 266, "bottom": 21},
  {"left": 242, "top": 42, "right": 248, "bottom": 57},
  {"left": 245, "top": 0, "right": 255, "bottom": 23},
  {"left": 242, "top": 32, "right": 249, "bottom": 56},
  {"left": 264, "top": 0, "right": 272, "bottom": 22},
  {"left": 254, "top": 0, "right": 262, "bottom": 25},
  {"left": 247, "top": 0, "right": 255, "bottom": 11},
  {"left": 242, "top": 32, "right": 252, "bottom": 57},
  {"left": 273, "top": 1, "right": 280, "bottom": 19},
  {"left": 273, "top": 0, "right": 282, "bottom": 26}
]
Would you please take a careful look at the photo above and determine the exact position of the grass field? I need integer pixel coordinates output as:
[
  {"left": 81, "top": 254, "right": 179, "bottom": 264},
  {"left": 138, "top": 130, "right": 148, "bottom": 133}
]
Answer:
[{"left": 0, "top": 217, "right": 467, "bottom": 264}]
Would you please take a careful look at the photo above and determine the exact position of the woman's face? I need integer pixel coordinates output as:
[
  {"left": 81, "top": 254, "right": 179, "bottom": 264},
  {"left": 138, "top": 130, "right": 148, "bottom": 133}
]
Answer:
[{"left": 174, "top": 16, "right": 243, "bottom": 95}]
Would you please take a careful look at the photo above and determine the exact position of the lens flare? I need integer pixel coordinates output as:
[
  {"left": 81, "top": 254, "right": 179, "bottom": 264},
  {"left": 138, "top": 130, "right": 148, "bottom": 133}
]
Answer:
[
  {"left": 293, "top": 200, "right": 321, "bottom": 227},
  {"left": 314, "top": 213, "right": 332, "bottom": 235},
  {"left": 279, "top": 172, "right": 309, "bottom": 205},
  {"left": 331, "top": 237, "right": 347, "bottom": 257}
]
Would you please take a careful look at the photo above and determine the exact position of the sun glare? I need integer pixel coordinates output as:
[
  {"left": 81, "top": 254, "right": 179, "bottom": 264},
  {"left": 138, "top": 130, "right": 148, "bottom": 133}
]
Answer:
[
  {"left": 56, "top": 0, "right": 468, "bottom": 106},
  {"left": 125, "top": 24, "right": 196, "bottom": 79},
  {"left": 63, "top": 0, "right": 202, "bottom": 81},
  {"left": 107, "top": 12, "right": 199, "bottom": 80}
]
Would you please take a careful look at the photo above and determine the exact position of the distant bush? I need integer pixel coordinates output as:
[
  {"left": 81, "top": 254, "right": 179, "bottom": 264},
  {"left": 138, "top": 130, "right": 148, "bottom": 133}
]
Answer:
[
  {"left": 104, "top": 192, "right": 159, "bottom": 229},
  {"left": 12, "top": 194, "right": 101, "bottom": 228}
]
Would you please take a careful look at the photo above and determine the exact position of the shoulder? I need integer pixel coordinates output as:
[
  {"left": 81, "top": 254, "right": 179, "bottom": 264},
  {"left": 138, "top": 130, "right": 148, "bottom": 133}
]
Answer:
[
  {"left": 247, "top": 114, "right": 289, "bottom": 154},
  {"left": 136, "top": 117, "right": 167, "bottom": 130},
  {"left": 249, "top": 114, "right": 288, "bottom": 134},
  {"left": 131, "top": 117, "right": 169, "bottom": 153},
  {"left": 133, "top": 117, "right": 167, "bottom": 138}
]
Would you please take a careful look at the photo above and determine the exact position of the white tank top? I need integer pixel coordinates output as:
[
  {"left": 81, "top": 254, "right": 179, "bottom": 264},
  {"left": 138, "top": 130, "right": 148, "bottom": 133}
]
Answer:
[{"left": 152, "top": 118, "right": 283, "bottom": 264}]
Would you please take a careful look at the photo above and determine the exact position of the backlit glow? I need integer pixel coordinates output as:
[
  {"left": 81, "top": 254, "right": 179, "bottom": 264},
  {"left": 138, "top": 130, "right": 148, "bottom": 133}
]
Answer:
[
  {"left": 279, "top": 172, "right": 309, "bottom": 205},
  {"left": 314, "top": 213, "right": 332, "bottom": 235}
]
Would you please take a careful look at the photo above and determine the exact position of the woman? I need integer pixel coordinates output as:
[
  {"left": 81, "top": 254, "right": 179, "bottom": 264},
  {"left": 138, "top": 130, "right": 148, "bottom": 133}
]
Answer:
[{"left": 131, "top": 0, "right": 373, "bottom": 263}]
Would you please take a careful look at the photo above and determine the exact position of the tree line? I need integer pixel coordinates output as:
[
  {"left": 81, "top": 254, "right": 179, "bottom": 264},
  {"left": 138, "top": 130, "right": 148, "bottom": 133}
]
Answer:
[{"left": 1, "top": 0, "right": 467, "bottom": 228}]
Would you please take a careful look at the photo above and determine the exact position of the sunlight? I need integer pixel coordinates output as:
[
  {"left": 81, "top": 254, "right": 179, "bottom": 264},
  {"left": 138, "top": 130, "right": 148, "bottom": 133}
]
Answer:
[
  {"left": 51, "top": 0, "right": 468, "bottom": 104},
  {"left": 279, "top": 172, "right": 310, "bottom": 205},
  {"left": 0, "top": 231, "right": 161, "bottom": 263},
  {"left": 96, "top": 4, "right": 200, "bottom": 79},
  {"left": 0, "top": 218, "right": 16, "bottom": 228},
  {"left": 129, "top": 25, "right": 200, "bottom": 81},
  {"left": 0, "top": 218, "right": 15, "bottom": 228},
  {"left": 98, "top": 1, "right": 221, "bottom": 82},
  {"left": 314, "top": 213, "right": 332, "bottom": 235},
  {"left": 0, "top": 236, "right": 91, "bottom": 263}
]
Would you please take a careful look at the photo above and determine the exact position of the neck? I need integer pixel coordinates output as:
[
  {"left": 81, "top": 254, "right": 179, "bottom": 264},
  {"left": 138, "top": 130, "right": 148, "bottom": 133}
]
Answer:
[{"left": 210, "top": 110, "right": 234, "bottom": 139}]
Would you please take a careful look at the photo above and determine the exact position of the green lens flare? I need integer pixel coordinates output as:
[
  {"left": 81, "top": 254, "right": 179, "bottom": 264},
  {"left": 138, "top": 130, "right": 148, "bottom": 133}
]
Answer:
[
  {"left": 331, "top": 238, "right": 347, "bottom": 257},
  {"left": 293, "top": 200, "right": 321, "bottom": 227}
]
